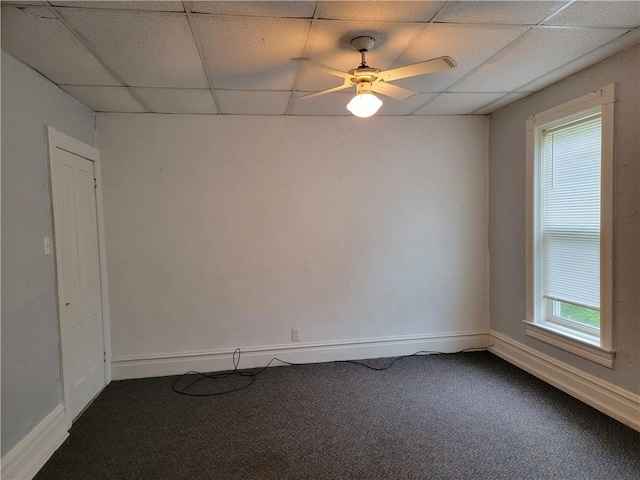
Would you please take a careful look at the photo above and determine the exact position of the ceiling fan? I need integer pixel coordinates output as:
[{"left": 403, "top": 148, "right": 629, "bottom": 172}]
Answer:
[{"left": 293, "top": 36, "right": 456, "bottom": 117}]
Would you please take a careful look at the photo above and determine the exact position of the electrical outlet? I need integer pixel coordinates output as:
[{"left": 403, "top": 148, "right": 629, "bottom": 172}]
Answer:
[
  {"left": 291, "top": 329, "right": 300, "bottom": 342},
  {"left": 43, "top": 236, "right": 51, "bottom": 255}
]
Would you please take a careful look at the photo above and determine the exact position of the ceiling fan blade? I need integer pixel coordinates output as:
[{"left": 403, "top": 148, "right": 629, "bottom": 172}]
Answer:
[
  {"left": 297, "top": 82, "right": 353, "bottom": 100},
  {"left": 372, "top": 81, "right": 416, "bottom": 100},
  {"left": 291, "top": 58, "right": 352, "bottom": 80},
  {"left": 378, "top": 56, "right": 456, "bottom": 83}
]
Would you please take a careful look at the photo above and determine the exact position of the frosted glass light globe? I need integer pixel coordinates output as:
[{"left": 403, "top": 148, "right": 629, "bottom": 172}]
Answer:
[{"left": 346, "top": 93, "right": 383, "bottom": 118}]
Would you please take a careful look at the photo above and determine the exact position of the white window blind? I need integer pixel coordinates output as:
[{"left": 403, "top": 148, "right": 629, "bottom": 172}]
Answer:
[{"left": 541, "top": 113, "right": 601, "bottom": 310}]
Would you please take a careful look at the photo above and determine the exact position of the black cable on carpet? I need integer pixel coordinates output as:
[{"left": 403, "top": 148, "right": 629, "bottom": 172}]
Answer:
[{"left": 171, "top": 345, "right": 493, "bottom": 396}]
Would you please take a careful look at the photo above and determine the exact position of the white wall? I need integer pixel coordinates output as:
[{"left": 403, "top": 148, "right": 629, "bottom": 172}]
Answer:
[
  {"left": 1, "top": 51, "right": 96, "bottom": 455},
  {"left": 97, "top": 114, "right": 488, "bottom": 368},
  {"left": 489, "top": 45, "right": 639, "bottom": 393}
]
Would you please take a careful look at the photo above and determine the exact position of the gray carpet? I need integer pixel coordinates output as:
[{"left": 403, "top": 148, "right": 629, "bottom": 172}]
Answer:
[{"left": 35, "top": 352, "right": 640, "bottom": 479}]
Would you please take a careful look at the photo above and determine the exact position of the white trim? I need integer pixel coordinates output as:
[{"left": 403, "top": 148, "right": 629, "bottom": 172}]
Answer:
[
  {"left": 46, "top": 126, "right": 98, "bottom": 161},
  {"left": 525, "top": 84, "right": 615, "bottom": 359},
  {"left": 112, "top": 331, "right": 490, "bottom": 380},
  {"left": 46, "top": 126, "right": 112, "bottom": 420},
  {"left": 526, "top": 85, "right": 614, "bottom": 128},
  {"left": 489, "top": 330, "right": 639, "bottom": 432},
  {"left": 525, "top": 122, "right": 536, "bottom": 327},
  {"left": 92, "top": 149, "right": 113, "bottom": 383},
  {"left": 599, "top": 91, "right": 614, "bottom": 350},
  {"left": 1, "top": 404, "right": 69, "bottom": 480},
  {"left": 523, "top": 321, "right": 615, "bottom": 368}
]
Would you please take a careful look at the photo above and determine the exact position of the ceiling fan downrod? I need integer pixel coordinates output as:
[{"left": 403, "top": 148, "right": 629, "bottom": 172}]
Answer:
[{"left": 351, "top": 36, "right": 376, "bottom": 68}]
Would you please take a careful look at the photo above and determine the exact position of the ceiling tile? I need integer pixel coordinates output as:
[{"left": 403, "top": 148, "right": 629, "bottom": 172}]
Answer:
[
  {"left": 188, "top": 1, "right": 316, "bottom": 18},
  {"left": 295, "top": 20, "right": 425, "bottom": 92},
  {"left": 1, "top": 6, "right": 119, "bottom": 85},
  {"left": 131, "top": 88, "right": 217, "bottom": 114},
  {"left": 390, "top": 23, "right": 529, "bottom": 93},
  {"left": 450, "top": 26, "right": 629, "bottom": 92},
  {"left": 544, "top": 1, "right": 640, "bottom": 28},
  {"left": 51, "top": 1, "right": 184, "bottom": 12},
  {"left": 433, "top": 1, "right": 568, "bottom": 25},
  {"left": 413, "top": 93, "right": 506, "bottom": 115},
  {"left": 519, "top": 29, "right": 640, "bottom": 93},
  {"left": 216, "top": 90, "right": 290, "bottom": 115},
  {"left": 377, "top": 93, "right": 437, "bottom": 116},
  {"left": 61, "top": 85, "right": 146, "bottom": 112},
  {"left": 316, "top": 1, "right": 445, "bottom": 22},
  {"left": 4, "top": 0, "right": 636, "bottom": 117},
  {"left": 192, "top": 16, "right": 310, "bottom": 90},
  {"left": 472, "top": 92, "right": 531, "bottom": 114},
  {"left": 59, "top": 8, "right": 209, "bottom": 87},
  {"left": 289, "top": 91, "right": 354, "bottom": 115}
]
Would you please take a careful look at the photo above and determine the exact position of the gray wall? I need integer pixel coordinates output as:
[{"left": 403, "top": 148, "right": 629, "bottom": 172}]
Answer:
[
  {"left": 489, "top": 45, "right": 639, "bottom": 393},
  {"left": 1, "top": 51, "right": 96, "bottom": 455},
  {"left": 97, "top": 114, "right": 488, "bottom": 362}
]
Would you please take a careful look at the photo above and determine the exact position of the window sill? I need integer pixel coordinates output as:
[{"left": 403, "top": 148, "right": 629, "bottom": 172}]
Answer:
[{"left": 523, "top": 321, "right": 615, "bottom": 368}]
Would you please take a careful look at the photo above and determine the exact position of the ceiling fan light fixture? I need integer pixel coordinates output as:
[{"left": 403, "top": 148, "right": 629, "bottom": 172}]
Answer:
[
  {"left": 347, "top": 83, "right": 382, "bottom": 118},
  {"left": 295, "top": 35, "right": 456, "bottom": 115},
  {"left": 347, "top": 93, "right": 383, "bottom": 118}
]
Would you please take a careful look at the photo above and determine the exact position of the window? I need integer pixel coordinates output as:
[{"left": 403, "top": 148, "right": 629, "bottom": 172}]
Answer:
[{"left": 525, "top": 85, "right": 614, "bottom": 368}]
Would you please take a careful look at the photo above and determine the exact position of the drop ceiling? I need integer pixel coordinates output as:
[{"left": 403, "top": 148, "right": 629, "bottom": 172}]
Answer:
[{"left": 2, "top": 1, "right": 639, "bottom": 116}]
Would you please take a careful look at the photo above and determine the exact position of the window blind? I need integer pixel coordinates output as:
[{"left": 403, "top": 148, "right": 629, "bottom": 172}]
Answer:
[{"left": 541, "top": 114, "right": 601, "bottom": 310}]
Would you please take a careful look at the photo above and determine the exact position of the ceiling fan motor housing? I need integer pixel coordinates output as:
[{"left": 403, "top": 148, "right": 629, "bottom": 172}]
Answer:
[{"left": 350, "top": 66, "right": 379, "bottom": 84}]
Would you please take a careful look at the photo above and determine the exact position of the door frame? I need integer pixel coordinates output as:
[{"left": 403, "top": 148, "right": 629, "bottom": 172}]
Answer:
[{"left": 47, "top": 126, "right": 112, "bottom": 427}]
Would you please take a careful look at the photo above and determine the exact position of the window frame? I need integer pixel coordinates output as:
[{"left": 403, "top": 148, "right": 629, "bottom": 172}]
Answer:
[{"left": 524, "top": 84, "right": 615, "bottom": 368}]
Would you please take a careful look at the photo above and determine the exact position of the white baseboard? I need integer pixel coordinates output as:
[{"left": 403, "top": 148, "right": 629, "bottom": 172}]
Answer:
[
  {"left": 1, "top": 404, "right": 69, "bottom": 480},
  {"left": 112, "top": 331, "right": 489, "bottom": 380},
  {"left": 489, "top": 329, "right": 640, "bottom": 432}
]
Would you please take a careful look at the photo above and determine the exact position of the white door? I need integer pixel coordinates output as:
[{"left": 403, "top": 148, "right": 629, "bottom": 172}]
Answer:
[{"left": 50, "top": 147, "right": 106, "bottom": 420}]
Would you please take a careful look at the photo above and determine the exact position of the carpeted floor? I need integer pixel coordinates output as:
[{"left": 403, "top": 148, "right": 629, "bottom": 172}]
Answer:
[{"left": 35, "top": 352, "right": 640, "bottom": 479}]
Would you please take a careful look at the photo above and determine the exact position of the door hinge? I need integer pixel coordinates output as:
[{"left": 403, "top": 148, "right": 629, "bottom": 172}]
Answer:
[
  {"left": 94, "top": 178, "right": 97, "bottom": 189},
  {"left": 103, "top": 351, "right": 107, "bottom": 362}
]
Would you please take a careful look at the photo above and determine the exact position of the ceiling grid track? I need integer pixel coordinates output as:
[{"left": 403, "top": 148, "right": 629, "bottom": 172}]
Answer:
[
  {"left": 41, "top": 0, "right": 153, "bottom": 113},
  {"left": 183, "top": 1, "right": 221, "bottom": 115},
  {"left": 3, "top": 0, "right": 637, "bottom": 116},
  {"left": 407, "top": 0, "right": 581, "bottom": 116},
  {"left": 386, "top": 0, "right": 452, "bottom": 71},
  {"left": 284, "top": 2, "right": 318, "bottom": 115},
  {"left": 382, "top": 0, "right": 457, "bottom": 115},
  {"left": 469, "top": 26, "right": 637, "bottom": 115}
]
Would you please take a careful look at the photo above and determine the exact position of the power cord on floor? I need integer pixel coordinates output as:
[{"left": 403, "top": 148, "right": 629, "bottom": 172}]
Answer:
[
  {"left": 336, "top": 346, "right": 494, "bottom": 371},
  {"left": 170, "top": 348, "right": 300, "bottom": 397},
  {"left": 170, "top": 345, "right": 493, "bottom": 397}
]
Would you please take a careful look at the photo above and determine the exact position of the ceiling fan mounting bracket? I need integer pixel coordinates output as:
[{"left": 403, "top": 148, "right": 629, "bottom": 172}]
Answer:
[{"left": 351, "top": 36, "right": 376, "bottom": 53}]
